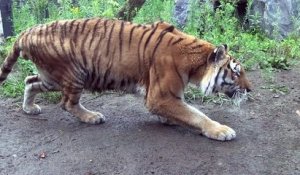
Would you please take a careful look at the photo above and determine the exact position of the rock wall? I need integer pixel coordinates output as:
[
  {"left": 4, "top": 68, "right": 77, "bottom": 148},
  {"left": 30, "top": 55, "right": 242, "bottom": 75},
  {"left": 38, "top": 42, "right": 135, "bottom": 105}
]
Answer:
[
  {"left": 173, "top": 0, "right": 190, "bottom": 29},
  {"left": 172, "top": 0, "right": 300, "bottom": 38},
  {"left": 249, "top": 0, "right": 300, "bottom": 39}
]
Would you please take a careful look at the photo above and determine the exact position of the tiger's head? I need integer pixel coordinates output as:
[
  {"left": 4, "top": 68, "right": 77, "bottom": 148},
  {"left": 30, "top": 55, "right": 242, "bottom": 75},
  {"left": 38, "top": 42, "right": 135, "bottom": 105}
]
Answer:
[{"left": 191, "top": 44, "right": 251, "bottom": 99}]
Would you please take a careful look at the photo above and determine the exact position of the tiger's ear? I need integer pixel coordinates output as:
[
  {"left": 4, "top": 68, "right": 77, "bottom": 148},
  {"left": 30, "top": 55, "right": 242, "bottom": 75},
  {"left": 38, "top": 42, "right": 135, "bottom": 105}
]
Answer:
[{"left": 208, "top": 44, "right": 228, "bottom": 64}]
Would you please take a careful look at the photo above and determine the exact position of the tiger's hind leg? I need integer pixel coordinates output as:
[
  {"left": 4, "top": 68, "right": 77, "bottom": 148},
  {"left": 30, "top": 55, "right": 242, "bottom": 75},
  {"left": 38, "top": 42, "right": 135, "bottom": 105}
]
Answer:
[
  {"left": 61, "top": 88, "right": 105, "bottom": 124},
  {"left": 23, "top": 75, "right": 60, "bottom": 114}
]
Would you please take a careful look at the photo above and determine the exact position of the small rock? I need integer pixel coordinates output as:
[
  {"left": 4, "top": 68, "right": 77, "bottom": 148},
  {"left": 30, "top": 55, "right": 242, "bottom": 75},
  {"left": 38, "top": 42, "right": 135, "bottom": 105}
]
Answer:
[
  {"left": 273, "top": 95, "right": 280, "bottom": 98},
  {"left": 39, "top": 152, "right": 47, "bottom": 159},
  {"left": 84, "top": 172, "right": 95, "bottom": 175}
]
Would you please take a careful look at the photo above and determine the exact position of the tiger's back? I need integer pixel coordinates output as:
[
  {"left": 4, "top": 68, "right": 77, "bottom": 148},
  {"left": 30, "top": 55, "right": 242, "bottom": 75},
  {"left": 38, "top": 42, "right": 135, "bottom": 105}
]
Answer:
[{"left": 17, "top": 18, "right": 194, "bottom": 93}]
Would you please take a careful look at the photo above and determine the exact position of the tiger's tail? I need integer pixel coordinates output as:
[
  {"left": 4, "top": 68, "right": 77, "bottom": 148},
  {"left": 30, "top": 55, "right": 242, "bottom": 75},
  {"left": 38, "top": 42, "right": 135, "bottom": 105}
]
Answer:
[{"left": 0, "top": 41, "right": 21, "bottom": 85}]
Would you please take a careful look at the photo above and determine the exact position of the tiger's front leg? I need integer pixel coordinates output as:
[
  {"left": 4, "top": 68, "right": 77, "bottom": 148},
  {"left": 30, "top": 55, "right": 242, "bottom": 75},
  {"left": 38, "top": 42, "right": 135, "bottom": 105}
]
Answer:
[
  {"left": 147, "top": 97, "right": 236, "bottom": 141},
  {"left": 61, "top": 88, "right": 105, "bottom": 124}
]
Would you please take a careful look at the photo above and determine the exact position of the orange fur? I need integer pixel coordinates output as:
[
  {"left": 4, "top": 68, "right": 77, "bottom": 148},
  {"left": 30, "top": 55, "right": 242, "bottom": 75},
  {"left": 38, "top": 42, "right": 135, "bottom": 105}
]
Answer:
[{"left": 0, "top": 18, "right": 251, "bottom": 141}]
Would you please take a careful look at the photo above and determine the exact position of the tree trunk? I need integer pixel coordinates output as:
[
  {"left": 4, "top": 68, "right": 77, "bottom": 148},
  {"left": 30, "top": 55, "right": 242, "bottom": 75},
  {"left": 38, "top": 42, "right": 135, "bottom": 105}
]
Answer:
[
  {"left": 0, "top": 0, "right": 14, "bottom": 37},
  {"left": 117, "top": 0, "right": 146, "bottom": 21}
]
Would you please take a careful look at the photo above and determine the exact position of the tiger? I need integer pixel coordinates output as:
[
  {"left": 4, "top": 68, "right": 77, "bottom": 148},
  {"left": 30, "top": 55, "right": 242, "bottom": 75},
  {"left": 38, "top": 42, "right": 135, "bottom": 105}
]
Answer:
[{"left": 0, "top": 18, "right": 251, "bottom": 141}]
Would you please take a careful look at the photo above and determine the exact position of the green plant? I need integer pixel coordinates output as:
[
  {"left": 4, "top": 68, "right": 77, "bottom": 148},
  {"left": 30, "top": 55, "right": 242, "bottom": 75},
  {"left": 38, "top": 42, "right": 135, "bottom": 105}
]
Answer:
[
  {"left": 185, "top": 86, "right": 231, "bottom": 105},
  {"left": 133, "top": 0, "right": 174, "bottom": 23},
  {"left": 41, "top": 92, "right": 62, "bottom": 104},
  {"left": 185, "top": 0, "right": 299, "bottom": 71},
  {"left": 261, "top": 84, "right": 289, "bottom": 95}
]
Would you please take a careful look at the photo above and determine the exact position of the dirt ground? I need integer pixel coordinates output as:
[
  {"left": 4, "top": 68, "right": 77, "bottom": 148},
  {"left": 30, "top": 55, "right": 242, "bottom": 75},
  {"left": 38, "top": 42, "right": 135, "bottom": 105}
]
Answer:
[{"left": 0, "top": 67, "right": 299, "bottom": 175}]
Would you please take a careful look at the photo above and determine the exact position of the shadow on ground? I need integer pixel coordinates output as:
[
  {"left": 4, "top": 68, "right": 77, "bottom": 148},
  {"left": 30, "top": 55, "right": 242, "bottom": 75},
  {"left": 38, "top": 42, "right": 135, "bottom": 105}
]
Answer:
[{"left": 0, "top": 68, "right": 299, "bottom": 175}]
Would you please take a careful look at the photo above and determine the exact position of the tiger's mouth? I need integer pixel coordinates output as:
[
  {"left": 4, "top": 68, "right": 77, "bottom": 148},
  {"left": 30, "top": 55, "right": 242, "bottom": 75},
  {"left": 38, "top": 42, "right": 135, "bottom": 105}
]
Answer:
[
  {"left": 224, "top": 88, "right": 251, "bottom": 106},
  {"left": 225, "top": 88, "right": 251, "bottom": 98}
]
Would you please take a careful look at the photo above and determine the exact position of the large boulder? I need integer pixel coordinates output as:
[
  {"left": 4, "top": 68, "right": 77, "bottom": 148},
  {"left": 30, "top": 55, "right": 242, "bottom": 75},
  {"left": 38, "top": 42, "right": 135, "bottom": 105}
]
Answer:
[
  {"left": 249, "top": 0, "right": 300, "bottom": 39},
  {"left": 172, "top": 0, "right": 300, "bottom": 39},
  {"left": 173, "top": 0, "right": 189, "bottom": 29}
]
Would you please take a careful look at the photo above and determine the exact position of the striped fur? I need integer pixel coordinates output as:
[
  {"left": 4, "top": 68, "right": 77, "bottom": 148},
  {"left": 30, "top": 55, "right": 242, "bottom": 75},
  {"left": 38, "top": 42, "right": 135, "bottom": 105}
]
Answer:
[{"left": 0, "top": 18, "right": 251, "bottom": 141}]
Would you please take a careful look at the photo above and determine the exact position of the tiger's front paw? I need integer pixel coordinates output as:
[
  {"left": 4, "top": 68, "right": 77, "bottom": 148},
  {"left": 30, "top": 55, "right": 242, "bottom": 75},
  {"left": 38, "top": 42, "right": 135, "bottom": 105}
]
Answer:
[
  {"left": 203, "top": 121, "right": 236, "bottom": 141},
  {"left": 23, "top": 104, "right": 42, "bottom": 115},
  {"left": 79, "top": 112, "right": 106, "bottom": 124}
]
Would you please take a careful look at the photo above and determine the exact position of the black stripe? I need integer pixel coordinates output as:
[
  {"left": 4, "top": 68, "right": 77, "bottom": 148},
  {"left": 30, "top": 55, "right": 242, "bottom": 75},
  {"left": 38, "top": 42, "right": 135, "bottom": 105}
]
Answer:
[
  {"left": 39, "top": 26, "right": 52, "bottom": 67},
  {"left": 103, "top": 58, "right": 114, "bottom": 88},
  {"left": 93, "top": 54, "right": 103, "bottom": 88},
  {"left": 129, "top": 26, "right": 137, "bottom": 49},
  {"left": 172, "top": 58, "right": 184, "bottom": 89},
  {"left": 93, "top": 76, "right": 101, "bottom": 89},
  {"left": 89, "top": 19, "right": 102, "bottom": 49},
  {"left": 214, "top": 68, "right": 222, "bottom": 87},
  {"left": 137, "top": 29, "right": 151, "bottom": 68},
  {"left": 165, "top": 25, "right": 175, "bottom": 32},
  {"left": 107, "top": 80, "right": 115, "bottom": 89},
  {"left": 69, "top": 99, "right": 79, "bottom": 106},
  {"left": 34, "top": 26, "right": 44, "bottom": 62},
  {"left": 187, "top": 52, "right": 203, "bottom": 54},
  {"left": 42, "top": 82, "right": 51, "bottom": 91},
  {"left": 73, "top": 21, "right": 80, "bottom": 45},
  {"left": 25, "top": 76, "right": 38, "bottom": 85},
  {"left": 89, "top": 60, "right": 97, "bottom": 87},
  {"left": 44, "top": 24, "right": 49, "bottom": 40},
  {"left": 120, "top": 79, "right": 126, "bottom": 87},
  {"left": 68, "top": 19, "right": 76, "bottom": 32},
  {"left": 143, "top": 25, "right": 159, "bottom": 59},
  {"left": 191, "top": 44, "right": 203, "bottom": 49},
  {"left": 106, "top": 23, "right": 116, "bottom": 57},
  {"left": 227, "top": 63, "right": 231, "bottom": 69},
  {"left": 92, "top": 32, "right": 105, "bottom": 68},
  {"left": 81, "top": 19, "right": 90, "bottom": 33},
  {"left": 185, "top": 39, "right": 197, "bottom": 47},
  {"left": 69, "top": 34, "right": 84, "bottom": 72},
  {"left": 204, "top": 82, "right": 211, "bottom": 94},
  {"left": 44, "top": 24, "right": 58, "bottom": 61},
  {"left": 59, "top": 23, "right": 68, "bottom": 60},
  {"left": 167, "top": 37, "right": 174, "bottom": 46},
  {"left": 44, "top": 34, "right": 60, "bottom": 61},
  {"left": 221, "top": 81, "right": 233, "bottom": 86},
  {"left": 80, "top": 29, "right": 90, "bottom": 66},
  {"left": 222, "top": 69, "right": 228, "bottom": 81},
  {"left": 61, "top": 21, "right": 68, "bottom": 40},
  {"left": 119, "top": 21, "right": 124, "bottom": 60},
  {"left": 172, "top": 38, "right": 184, "bottom": 45},
  {"left": 51, "top": 22, "right": 58, "bottom": 44},
  {"left": 103, "top": 20, "right": 108, "bottom": 37},
  {"left": 150, "top": 30, "right": 169, "bottom": 65}
]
